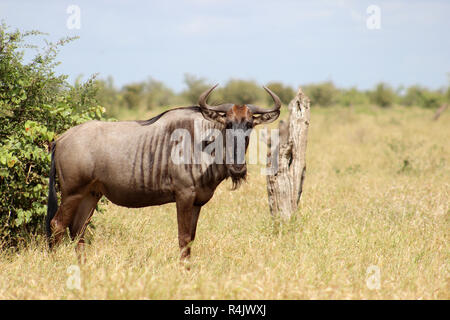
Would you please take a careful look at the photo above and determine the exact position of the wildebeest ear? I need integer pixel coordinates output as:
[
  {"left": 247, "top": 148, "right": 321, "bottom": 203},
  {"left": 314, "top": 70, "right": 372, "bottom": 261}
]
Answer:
[
  {"left": 200, "top": 109, "right": 227, "bottom": 125},
  {"left": 252, "top": 110, "right": 280, "bottom": 126}
]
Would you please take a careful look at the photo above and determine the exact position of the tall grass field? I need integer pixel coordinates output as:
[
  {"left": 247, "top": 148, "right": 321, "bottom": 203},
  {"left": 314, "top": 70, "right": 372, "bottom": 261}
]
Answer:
[{"left": 0, "top": 105, "right": 448, "bottom": 299}]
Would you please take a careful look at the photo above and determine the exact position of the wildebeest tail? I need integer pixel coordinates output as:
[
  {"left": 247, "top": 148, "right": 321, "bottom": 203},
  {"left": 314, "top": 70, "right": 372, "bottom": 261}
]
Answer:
[{"left": 46, "top": 143, "right": 58, "bottom": 240}]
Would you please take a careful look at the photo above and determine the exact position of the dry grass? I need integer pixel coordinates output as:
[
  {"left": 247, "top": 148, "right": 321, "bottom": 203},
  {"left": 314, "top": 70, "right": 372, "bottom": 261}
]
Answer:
[{"left": 0, "top": 105, "right": 448, "bottom": 299}]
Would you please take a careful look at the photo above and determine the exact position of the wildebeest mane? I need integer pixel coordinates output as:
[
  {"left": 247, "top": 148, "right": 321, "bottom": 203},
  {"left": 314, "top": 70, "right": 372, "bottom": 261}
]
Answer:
[{"left": 137, "top": 106, "right": 201, "bottom": 126}]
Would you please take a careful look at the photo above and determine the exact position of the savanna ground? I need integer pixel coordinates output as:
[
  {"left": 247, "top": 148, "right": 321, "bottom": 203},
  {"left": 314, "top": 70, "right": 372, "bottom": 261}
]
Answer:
[{"left": 0, "top": 104, "right": 448, "bottom": 299}]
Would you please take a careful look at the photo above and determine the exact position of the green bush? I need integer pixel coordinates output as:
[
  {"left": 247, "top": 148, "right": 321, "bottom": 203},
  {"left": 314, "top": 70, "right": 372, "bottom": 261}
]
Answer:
[
  {"left": 265, "top": 82, "right": 295, "bottom": 105},
  {"left": 446, "top": 83, "right": 450, "bottom": 103},
  {"left": 221, "top": 79, "right": 263, "bottom": 105},
  {"left": 121, "top": 82, "right": 145, "bottom": 110},
  {"left": 0, "top": 24, "right": 105, "bottom": 246},
  {"left": 402, "top": 85, "right": 445, "bottom": 109},
  {"left": 94, "top": 76, "right": 120, "bottom": 117},
  {"left": 303, "top": 81, "right": 339, "bottom": 107},
  {"left": 145, "top": 78, "right": 175, "bottom": 109},
  {"left": 368, "top": 83, "right": 396, "bottom": 108},
  {"left": 338, "top": 87, "right": 370, "bottom": 107},
  {"left": 182, "top": 74, "right": 212, "bottom": 105},
  {"left": 97, "top": 77, "right": 176, "bottom": 118}
]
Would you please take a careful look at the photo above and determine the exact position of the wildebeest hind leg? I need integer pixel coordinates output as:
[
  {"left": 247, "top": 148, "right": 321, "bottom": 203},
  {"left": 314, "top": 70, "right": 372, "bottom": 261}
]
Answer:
[
  {"left": 69, "top": 192, "right": 102, "bottom": 262},
  {"left": 50, "top": 194, "right": 84, "bottom": 248}
]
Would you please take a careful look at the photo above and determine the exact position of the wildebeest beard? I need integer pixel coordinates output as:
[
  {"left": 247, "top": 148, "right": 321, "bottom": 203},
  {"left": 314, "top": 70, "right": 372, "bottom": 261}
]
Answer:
[
  {"left": 224, "top": 130, "right": 250, "bottom": 190},
  {"left": 227, "top": 167, "right": 247, "bottom": 190}
]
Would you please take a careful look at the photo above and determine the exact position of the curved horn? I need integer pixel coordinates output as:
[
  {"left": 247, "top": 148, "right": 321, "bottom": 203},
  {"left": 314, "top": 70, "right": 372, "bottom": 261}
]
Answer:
[
  {"left": 247, "top": 86, "right": 282, "bottom": 114},
  {"left": 198, "top": 84, "right": 233, "bottom": 113}
]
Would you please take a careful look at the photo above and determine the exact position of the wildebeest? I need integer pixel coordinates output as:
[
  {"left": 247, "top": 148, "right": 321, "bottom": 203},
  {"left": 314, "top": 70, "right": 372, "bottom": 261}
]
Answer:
[{"left": 46, "top": 85, "right": 281, "bottom": 259}]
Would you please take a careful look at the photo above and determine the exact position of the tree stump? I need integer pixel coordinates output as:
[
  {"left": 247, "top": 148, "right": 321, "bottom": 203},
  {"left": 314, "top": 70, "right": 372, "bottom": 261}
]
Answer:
[
  {"left": 433, "top": 104, "right": 448, "bottom": 121},
  {"left": 266, "top": 87, "right": 310, "bottom": 220}
]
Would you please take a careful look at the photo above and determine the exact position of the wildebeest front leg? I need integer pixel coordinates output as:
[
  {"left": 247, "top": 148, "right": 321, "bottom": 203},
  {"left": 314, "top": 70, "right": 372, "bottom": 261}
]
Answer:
[
  {"left": 190, "top": 205, "right": 201, "bottom": 242},
  {"left": 175, "top": 192, "right": 198, "bottom": 260}
]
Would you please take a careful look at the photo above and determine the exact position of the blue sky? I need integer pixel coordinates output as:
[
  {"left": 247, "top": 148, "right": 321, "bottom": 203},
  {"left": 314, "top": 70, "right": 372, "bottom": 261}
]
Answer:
[{"left": 1, "top": 0, "right": 449, "bottom": 92}]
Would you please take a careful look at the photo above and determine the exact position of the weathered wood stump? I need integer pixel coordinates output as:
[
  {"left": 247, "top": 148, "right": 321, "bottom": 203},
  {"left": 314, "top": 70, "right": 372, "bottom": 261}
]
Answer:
[
  {"left": 266, "top": 87, "right": 310, "bottom": 220},
  {"left": 433, "top": 104, "right": 448, "bottom": 121}
]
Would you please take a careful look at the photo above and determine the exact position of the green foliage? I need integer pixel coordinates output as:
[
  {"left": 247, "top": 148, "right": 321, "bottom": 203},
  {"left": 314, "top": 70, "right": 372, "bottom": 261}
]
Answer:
[
  {"left": 121, "top": 82, "right": 145, "bottom": 110},
  {"left": 97, "top": 77, "right": 176, "bottom": 118},
  {"left": 181, "top": 74, "right": 212, "bottom": 105},
  {"left": 368, "top": 83, "right": 396, "bottom": 108},
  {"left": 402, "top": 85, "right": 445, "bottom": 109},
  {"left": 145, "top": 78, "right": 175, "bottom": 109},
  {"left": 338, "top": 87, "right": 369, "bottom": 107},
  {"left": 93, "top": 76, "right": 448, "bottom": 118},
  {"left": 220, "top": 79, "right": 264, "bottom": 105},
  {"left": 0, "top": 24, "right": 105, "bottom": 245},
  {"left": 446, "top": 83, "right": 450, "bottom": 103},
  {"left": 265, "top": 82, "right": 295, "bottom": 105},
  {"left": 304, "top": 81, "right": 339, "bottom": 107},
  {"left": 94, "top": 76, "right": 120, "bottom": 117}
]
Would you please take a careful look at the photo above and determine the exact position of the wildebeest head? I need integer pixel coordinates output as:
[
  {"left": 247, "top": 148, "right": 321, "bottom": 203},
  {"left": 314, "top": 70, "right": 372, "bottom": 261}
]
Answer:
[{"left": 198, "top": 84, "right": 281, "bottom": 188}]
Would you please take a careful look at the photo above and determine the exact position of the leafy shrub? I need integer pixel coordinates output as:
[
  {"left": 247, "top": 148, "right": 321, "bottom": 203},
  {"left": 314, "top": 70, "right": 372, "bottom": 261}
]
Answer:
[
  {"left": 368, "top": 83, "right": 396, "bottom": 108},
  {"left": 121, "top": 82, "right": 145, "bottom": 110},
  {"left": 446, "top": 84, "right": 450, "bottom": 103},
  {"left": 338, "top": 87, "right": 370, "bottom": 107},
  {"left": 221, "top": 79, "right": 263, "bottom": 105},
  {"left": 402, "top": 85, "right": 445, "bottom": 109},
  {"left": 96, "top": 77, "right": 175, "bottom": 118},
  {"left": 94, "top": 76, "right": 120, "bottom": 117},
  {"left": 182, "top": 73, "right": 212, "bottom": 105},
  {"left": 303, "top": 81, "right": 339, "bottom": 107},
  {"left": 265, "top": 82, "right": 295, "bottom": 105},
  {"left": 145, "top": 78, "right": 175, "bottom": 108},
  {"left": 0, "top": 24, "right": 105, "bottom": 245}
]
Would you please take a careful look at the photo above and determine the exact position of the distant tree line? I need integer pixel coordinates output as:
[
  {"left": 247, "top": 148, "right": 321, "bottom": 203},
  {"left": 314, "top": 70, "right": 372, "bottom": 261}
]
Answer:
[{"left": 94, "top": 75, "right": 450, "bottom": 118}]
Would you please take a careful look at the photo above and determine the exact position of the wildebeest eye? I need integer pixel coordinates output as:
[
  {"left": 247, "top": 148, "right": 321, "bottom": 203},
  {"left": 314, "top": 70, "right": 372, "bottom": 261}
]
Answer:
[
  {"left": 226, "top": 122, "right": 232, "bottom": 129},
  {"left": 246, "top": 122, "right": 253, "bottom": 130}
]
